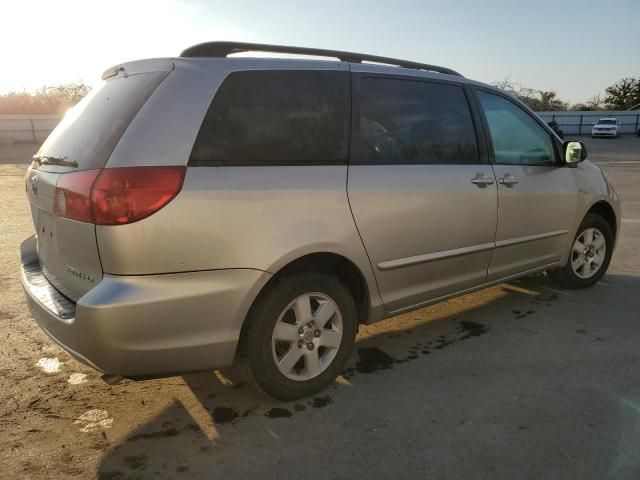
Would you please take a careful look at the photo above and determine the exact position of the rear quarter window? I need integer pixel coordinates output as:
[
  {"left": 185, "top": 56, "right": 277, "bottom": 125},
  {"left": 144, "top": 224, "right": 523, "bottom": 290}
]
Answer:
[{"left": 189, "top": 70, "right": 350, "bottom": 166}]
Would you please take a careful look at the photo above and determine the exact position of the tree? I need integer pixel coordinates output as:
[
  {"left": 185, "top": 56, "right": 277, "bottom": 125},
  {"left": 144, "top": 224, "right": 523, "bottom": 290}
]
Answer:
[
  {"left": 537, "top": 90, "right": 566, "bottom": 111},
  {"left": 38, "top": 83, "right": 89, "bottom": 106},
  {"left": 569, "top": 103, "right": 590, "bottom": 111},
  {"left": 493, "top": 76, "right": 520, "bottom": 95},
  {"left": 0, "top": 83, "right": 90, "bottom": 114},
  {"left": 603, "top": 78, "right": 639, "bottom": 110},
  {"left": 495, "top": 76, "right": 640, "bottom": 112},
  {"left": 586, "top": 94, "right": 605, "bottom": 111},
  {"left": 631, "top": 80, "right": 640, "bottom": 109},
  {"left": 493, "top": 76, "right": 538, "bottom": 109},
  {"left": 493, "top": 77, "right": 566, "bottom": 111}
]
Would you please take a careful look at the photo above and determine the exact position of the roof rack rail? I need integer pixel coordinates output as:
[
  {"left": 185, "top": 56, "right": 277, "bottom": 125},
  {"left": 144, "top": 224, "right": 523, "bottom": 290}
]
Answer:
[{"left": 179, "top": 41, "right": 463, "bottom": 77}]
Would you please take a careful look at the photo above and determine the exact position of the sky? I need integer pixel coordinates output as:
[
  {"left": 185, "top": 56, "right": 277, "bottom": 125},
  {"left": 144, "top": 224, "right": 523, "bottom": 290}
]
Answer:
[{"left": 1, "top": 0, "right": 638, "bottom": 104}]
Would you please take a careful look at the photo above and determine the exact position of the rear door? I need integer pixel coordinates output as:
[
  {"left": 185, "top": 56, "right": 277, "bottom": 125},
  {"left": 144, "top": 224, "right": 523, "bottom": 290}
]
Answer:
[
  {"left": 473, "top": 88, "right": 578, "bottom": 280},
  {"left": 26, "top": 62, "right": 171, "bottom": 300},
  {"left": 347, "top": 74, "right": 498, "bottom": 312}
]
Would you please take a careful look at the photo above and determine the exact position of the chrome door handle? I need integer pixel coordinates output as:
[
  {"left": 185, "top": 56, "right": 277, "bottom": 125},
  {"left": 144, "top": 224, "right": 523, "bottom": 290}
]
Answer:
[
  {"left": 498, "top": 174, "right": 519, "bottom": 186},
  {"left": 470, "top": 174, "right": 495, "bottom": 187}
]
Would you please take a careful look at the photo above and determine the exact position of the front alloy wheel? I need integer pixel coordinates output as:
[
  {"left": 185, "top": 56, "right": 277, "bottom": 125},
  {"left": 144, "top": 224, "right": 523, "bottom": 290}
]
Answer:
[
  {"left": 570, "top": 227, "right": 606, "bottom": 279},
  {"left": 548, "top": 213, "right": 613, "bottom": 289}
]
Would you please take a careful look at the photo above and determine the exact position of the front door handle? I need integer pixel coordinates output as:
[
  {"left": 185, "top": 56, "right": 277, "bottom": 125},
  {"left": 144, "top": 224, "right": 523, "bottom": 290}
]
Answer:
[
  {"left": 471, "top": 173, "right": 495, "bottom": 187},
  {"left": 498, "top": 173, "right": 519, "bottom": 186}
]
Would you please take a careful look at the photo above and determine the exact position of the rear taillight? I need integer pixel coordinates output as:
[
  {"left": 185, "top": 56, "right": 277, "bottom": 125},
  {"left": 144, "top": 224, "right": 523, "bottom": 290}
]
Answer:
[
  {"left": 92, "top": 167, "right": 186, "bottom": 225},
  {"left": 53, "top": 166, "right": 186, "bottom": 225},
  {"left": 54, "top": 170, "right": 100, "bottom": 222}
]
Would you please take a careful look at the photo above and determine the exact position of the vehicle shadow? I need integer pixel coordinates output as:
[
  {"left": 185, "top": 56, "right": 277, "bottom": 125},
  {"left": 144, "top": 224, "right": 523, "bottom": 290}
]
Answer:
[{"left": 96, "top": 272, "right": 640, "bottom": 479}]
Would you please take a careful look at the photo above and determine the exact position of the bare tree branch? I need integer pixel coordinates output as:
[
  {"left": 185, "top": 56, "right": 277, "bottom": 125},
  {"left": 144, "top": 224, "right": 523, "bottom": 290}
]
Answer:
[{"left": 0, "top": 83, "right": 90, "bottom": 114}]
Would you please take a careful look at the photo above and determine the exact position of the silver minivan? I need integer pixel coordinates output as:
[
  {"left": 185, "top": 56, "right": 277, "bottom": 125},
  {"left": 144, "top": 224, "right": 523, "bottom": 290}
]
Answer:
[{"left": 20, "top": 42, "right": 620, "bottom": 400}]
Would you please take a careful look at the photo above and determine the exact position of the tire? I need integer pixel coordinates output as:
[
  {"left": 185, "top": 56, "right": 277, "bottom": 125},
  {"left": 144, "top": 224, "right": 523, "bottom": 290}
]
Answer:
[
  {"left": 548, "top": 213, "right": 614, "bottom": 289},
  {"left": 239, "top": 271, "right": 357, "bottom": 400}
]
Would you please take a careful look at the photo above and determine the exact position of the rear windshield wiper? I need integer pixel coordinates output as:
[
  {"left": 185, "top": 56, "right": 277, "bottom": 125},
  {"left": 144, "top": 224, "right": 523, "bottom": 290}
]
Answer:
[{"left": 32, "top": 155, "right": 79, "bottom": 168}]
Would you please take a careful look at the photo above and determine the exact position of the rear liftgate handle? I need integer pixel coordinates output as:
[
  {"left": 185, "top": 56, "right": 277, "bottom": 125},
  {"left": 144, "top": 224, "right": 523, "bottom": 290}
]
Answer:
[{"left": 471, "top": 173, "right": 495, "bottom": 188}]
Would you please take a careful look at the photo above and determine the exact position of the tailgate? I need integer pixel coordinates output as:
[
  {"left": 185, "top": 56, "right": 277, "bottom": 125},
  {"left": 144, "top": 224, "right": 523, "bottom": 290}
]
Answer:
[
  {"left": 25, "top": 59, "right": 173, "bottom": 301},
  {"left": 26, "top": 169, "right": 102, "bottom": 301}
]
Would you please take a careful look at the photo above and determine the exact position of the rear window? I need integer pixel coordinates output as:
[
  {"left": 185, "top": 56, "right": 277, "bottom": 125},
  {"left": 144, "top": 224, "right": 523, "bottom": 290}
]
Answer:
[
  {"left": 34, "top": 71, "right": 169, "bottom": 171},
  {"left": 189, "top": 70, "right": 350, "bottom": 166},
  {"left": 355, "top": 77, "right": 479, "bottom": 165}
]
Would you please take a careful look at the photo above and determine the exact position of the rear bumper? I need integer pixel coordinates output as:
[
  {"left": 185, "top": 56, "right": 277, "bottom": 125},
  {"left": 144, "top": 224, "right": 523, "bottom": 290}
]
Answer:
[{"left": 20, "top": 235, "right": 271, "bottom": 376}]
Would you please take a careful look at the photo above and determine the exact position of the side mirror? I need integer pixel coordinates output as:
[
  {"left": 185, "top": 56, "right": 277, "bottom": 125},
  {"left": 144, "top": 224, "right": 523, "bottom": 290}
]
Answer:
[{"left": 564, "top": 140, "right": 587, "bottom": 165}]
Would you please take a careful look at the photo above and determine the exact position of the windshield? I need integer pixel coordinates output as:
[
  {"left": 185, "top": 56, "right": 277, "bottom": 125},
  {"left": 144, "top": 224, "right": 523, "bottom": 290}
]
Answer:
[{"left": 597, "top": 119, "right": 616, "bottom": 125}]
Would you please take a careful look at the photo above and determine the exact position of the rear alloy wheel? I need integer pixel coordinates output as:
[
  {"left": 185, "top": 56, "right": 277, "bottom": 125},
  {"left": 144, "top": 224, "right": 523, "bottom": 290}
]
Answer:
[
  {"left": 239, "top": 272, "right": 357, "bottom": 400},
  {"left": 272, "top": 292, "right": 343, "bottom": 380},
  {"left": 548, "top": 214, "right": 613, "bottom": 289}
]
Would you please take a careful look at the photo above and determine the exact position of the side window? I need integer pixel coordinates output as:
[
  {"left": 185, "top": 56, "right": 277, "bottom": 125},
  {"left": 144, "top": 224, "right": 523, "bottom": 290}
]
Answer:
[
  {"left": 357, "top": 78, "right": 479, "bottom": 165},
  {"left": 189, "top": 70, "right": 350, "bottom": 166},
  {"left": 478, "top": 91, "right": 556, "bottom": 166}
]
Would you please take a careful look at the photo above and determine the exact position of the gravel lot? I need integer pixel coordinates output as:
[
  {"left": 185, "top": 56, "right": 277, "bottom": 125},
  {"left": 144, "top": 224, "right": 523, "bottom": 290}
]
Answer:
[{"left": 1, "top": 136, "right": 640, "bottom": 480}]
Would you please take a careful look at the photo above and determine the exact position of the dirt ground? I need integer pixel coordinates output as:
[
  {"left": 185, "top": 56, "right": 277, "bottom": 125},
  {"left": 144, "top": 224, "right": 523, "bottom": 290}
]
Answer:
[{"left": 1, "top": 137, "right": 640, "bottom": 480}]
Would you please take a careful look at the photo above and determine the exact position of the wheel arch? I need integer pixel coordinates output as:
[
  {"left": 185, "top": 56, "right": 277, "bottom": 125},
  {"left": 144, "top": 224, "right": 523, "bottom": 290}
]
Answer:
[
  {"left": 236, "top": 251, "right": 373, "bottom": 363},
  {"left": 587, "top": 200, "right": 617, "bottom": 241},
  {"left": 275, "top": 252, "right": 370, "bottom": 325},
  {"left": 242, "top": 252, "right": 372, "bottom": 336}
]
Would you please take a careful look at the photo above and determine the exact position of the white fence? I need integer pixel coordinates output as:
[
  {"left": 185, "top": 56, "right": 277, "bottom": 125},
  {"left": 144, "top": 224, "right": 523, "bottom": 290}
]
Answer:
[
  {"left": 536, "top": 110, "right": 640, "bottom": 135},
  {"left": 0, "top": 114, "right": 62, "bottom": 144}
]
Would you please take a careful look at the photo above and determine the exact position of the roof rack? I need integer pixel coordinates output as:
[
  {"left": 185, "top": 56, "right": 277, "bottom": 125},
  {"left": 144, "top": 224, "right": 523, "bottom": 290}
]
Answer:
[{"left": 179, "top": 41, "right": 463, "bottom": 77}]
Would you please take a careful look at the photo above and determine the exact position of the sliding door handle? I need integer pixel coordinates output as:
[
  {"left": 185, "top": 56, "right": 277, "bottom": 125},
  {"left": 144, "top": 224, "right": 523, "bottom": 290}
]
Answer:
[
  {"left": 498, "top": 174, "right": 519, "bottom": 186},
  {"left": 471, "top": 174, "right": 495, "bottom": 187}
]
